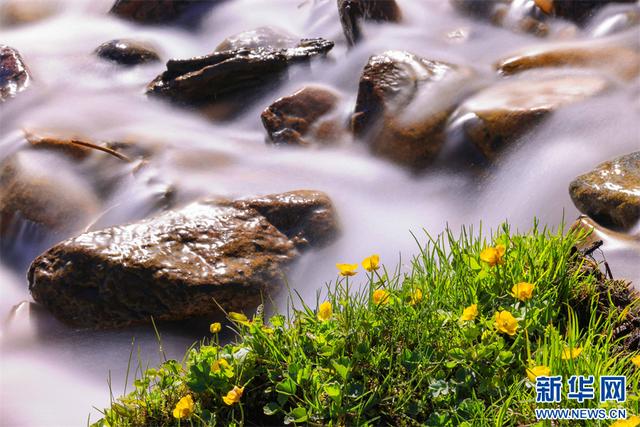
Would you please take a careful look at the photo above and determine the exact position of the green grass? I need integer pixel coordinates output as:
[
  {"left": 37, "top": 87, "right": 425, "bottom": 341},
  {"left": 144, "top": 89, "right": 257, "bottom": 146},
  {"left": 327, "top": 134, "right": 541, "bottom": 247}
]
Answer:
[{"left": 92, "top": 221, "right": 640, "bottom": 426}]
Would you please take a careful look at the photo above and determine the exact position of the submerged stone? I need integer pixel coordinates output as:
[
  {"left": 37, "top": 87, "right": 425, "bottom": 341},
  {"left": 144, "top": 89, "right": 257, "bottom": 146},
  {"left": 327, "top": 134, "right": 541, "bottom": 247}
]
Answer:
[
  {"left": 449, "top": 75, "right": 609, "bottom": 161},
  {"left": 109, "top": 0, "right": 218, "bottom": 26},
  {"left": 261, "top": 86, "right": 342, "bottom": 146},
  {"left": 215, "top": 26, "right": 297, "bottom": 52},
  {"left": 352, "top": 50, "right": 475, "bottom": 170},
  {"left": 95, "top": 39, "right": 160, "bottom": 66},
  {"left": 569, "top": 152, "right": 640, "bottom": 231},
  {"left": 28, "top": 190, "right": 338, "bottom": 329},
  {"left": 0, "top": 45, "right": 31, "bottom": 102},
  {"left": 496, "top": 41, "right": 640, "bottom": 81}
]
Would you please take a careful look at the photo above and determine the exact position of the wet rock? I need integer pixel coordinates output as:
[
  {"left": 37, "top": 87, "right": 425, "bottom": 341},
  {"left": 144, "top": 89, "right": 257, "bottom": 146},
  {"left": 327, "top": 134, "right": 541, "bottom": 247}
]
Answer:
[
  {"left": 450, "top": 75, "right": 609, "bottom": 161},
  {"left": 215, "top": 26, "right": 296, "bottom": 52},
  {"left": 451, "top": 0, "right": 550, "bottom": 37},
  {"left": 261, "top": 86, "right": 342, "bottom": 146},
  {"left": 231, "top": 190, "right": 339, "bottom": 249},
  {"left": 352, "top": 51, "right": 475, "bottom": 170},
  {"left": 538, "top": 0, "right": 637, "bottom": 25},
  {"left": 95, "top": 39, "right": 160, "bottom": 66},
  {"left": 496, "top": 42, "right": 640, "bottom": 81},
  {"left": 0, "top": 45, "right": 31, "bottom": 102},
  {"left": 0, "top": 0, "right": 58, "bottom": 27},
  {"left": 146, "top": 38, "right": 334, "bottom": 115},
  {"left": 589, "top": 6, "right": 640, "bottom": 37},
  {"left": 28, "top": 190, "right": 337, "bottom": 329},
  {"left": 109, "top": 0, "right": 218, "bottom": 26},
  {"left": 338, "top": 0, "right": 402, "bottom": 46},
  {"left": 0, "top": 151, "right": 101, "bottom": 264},
  {"left": 569, "top": 152, "right": 640, "bottom": 231}
]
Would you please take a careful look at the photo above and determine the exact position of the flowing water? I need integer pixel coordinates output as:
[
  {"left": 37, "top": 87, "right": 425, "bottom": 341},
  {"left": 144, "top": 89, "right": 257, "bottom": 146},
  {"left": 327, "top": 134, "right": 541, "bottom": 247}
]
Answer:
[{"left": 1, "top": 0, "right": 639, "bottom": 425}]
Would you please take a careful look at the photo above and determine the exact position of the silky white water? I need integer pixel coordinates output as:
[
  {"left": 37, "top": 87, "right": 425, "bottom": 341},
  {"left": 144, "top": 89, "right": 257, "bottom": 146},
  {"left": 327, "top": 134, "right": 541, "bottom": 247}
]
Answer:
[{"left": 0, "top": 0, "right": 639, "bottom": 425}]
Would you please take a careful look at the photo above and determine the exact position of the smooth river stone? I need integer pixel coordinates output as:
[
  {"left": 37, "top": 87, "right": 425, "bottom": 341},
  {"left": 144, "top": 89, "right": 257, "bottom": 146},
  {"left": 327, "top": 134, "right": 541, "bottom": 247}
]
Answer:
[
  {"left": 450, "top": 75, "right": 609, "bottom": 161},
  {"left": 95, "top": 39, "right": 160, "bottom": 66},
  {"left": 570, "top": 152, "right": 640, "bottom": 231},
  {"left": 28, "top": 190, "right": 338, "bottom": 329},
  {"left": 0, "top": 45, "right": 31, "bottom": 102},
  {"left": 338, "top": 0, "right": 402, "bottom": 46},
  {"left": 352, "top": 50, "right": 475, "bottom": 170}
]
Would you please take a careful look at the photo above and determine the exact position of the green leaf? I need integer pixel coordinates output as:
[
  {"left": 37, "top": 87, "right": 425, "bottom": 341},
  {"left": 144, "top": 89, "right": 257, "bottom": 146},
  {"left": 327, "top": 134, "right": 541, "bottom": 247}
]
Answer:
[
  {"left": 276, "top": 377, "right": 297, "bottom": 395},
  {"left": 331, "top": 361, "right": 350, "bottom": 381},
  {"left": 324, "top": 383, "right": 341, "bottom": 400},
  {"left": 285, "top": 407, "right": 308, "bottom": 424},
  {"left": 263, "top": 402, "right": 280, "bottom": 416}
]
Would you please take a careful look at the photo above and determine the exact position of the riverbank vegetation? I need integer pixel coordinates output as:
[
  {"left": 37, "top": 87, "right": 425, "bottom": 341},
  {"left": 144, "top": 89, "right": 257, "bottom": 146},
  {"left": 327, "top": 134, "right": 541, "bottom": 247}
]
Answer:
[{"left": 93, "top": 222, "right": 640, "bottom": 426}]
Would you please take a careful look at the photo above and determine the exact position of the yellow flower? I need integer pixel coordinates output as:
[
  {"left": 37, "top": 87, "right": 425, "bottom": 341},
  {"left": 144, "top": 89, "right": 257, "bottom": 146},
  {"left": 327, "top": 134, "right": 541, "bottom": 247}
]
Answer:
[
  {"left": 172, "top": 394, "right": 194, "bottom": 419},
  {"left": 336, "top": 263, "right": 358, "bottom": 277},
  {"left": 209, "top": 322, "right": 221, "bottom": 334},
  {"left": 222, "top": 386, "right": 244, "bottom": 405},
  {"left": 561, "top": 347, "right": 583, "bottom": 360},
  {"left": 317, "top": 301, "right": 332, "bottom": 321},
  {"left": 495, "top": 310, "right": 518, "bottom": 336},
  {"left": 480, "top": 244, "right": 506, "bottom": 267},
  {"left": 372, "top": 289, "right": 390, "bottom": 305},
  {"left": 526, "top": 365, "right": 551, "bottom": 382},
  {"left": 632, "top": 355, "right": 640, "bottom": 368},
  {"left": 611, "top": 416, "right": 640, "bottom": 427},
  {"left": 459, "top": 304, "right": 478, "bottom": 321},
  {"left": 362, "top": 254, "right": 380, "bottom": 272},
  {"left": 511, "top": 282, "right": 535, "bottom": 301},
  {"left": 410, "top": 289, "right": 423, "bottom": 305},
  {"left": 211, "top": 358, "right": 231, "bottom": 373},
  {"left": 261, "top": 326, "right": 274, "bottom": 334},
  {"left": 228, "top": 312, "right": 251, "bottom": 326}
]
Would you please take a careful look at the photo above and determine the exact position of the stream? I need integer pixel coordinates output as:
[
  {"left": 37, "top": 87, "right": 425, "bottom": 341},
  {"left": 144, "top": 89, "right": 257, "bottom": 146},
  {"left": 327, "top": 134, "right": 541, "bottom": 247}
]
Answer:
[{"left": 1, "top": 0, "right": 639, "bottom": 425}]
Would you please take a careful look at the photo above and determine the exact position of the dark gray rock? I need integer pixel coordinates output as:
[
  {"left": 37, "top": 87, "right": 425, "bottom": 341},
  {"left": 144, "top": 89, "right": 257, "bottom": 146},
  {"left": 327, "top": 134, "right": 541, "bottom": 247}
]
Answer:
[
  {"left": 0, "top": 45, "right": 31, "bottom": 102},
  {"left": 95, "top": 39, "right": 160, "bottom": 66},
  {"left": 338, "top": 0, "right": 402, "bottom": 46}
]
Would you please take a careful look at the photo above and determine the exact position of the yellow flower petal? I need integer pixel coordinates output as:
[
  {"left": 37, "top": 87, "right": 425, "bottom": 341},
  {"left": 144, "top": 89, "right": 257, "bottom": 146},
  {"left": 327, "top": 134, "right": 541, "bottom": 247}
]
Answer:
[
  {"left": 362, "top": 254, "right": 380, "bottom": 272},
  {"left": 495, "top": 310, "right": 518, "bottom": 336},
  {"left": 336, "top": 263, "right": 358, "bottom": 277},
  {"left": 317, "top": 301, "right": 332, "bottom": 321},
  {"left": 222, "top": 386, "right": 244, "bottom": 406},
  {"left": 480, "top": 244, "right": 506, "bottom": 267},
  {"left": 172, "top": 394, "right": 194, "bottom": 419},
  {"left": 209, "top": 322, "right": 221, "bottom": 334},
  {"left": 459, "top": 304, "right": 478, "bottom": 321},
  {"left": 228, "top": 312, "right": 248, "bottom": 322},
  {"left": 211, "top": 358, "right": 230, "bottom": 373},
  {"left": 610, "top": 415, "right": 640, "bottom": 427},
  {"left": 632, "top": 355, "right": 640, "bottom": 368},
  {"left": 526, "top": 365, "right": 551, "bottom": 382},
  {"left": 511, "top": 282, "right": 535, "bottom": 301},
  {"left": 561, "top": 347, "right": 583, "bottom": 360},
  {"left": 372, "top": 289, "right": 390, "bottom": 305},
  {"left": 410, "top": 288, "right": 423, "bottom": 305}
]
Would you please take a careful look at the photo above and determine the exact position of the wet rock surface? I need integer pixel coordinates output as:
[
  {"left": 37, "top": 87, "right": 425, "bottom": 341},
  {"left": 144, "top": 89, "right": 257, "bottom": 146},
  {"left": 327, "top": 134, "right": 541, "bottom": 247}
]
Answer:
[
  {"left": 0, "top": 45, "right": 31, "bottom": 102},
  {"left": 261, "top": 86, "right": 342, "bottom": 146},
  {"left": 544, "top": 0, "right": 637, "bottom": 24},
  {"left": 450, "top": 75, "right": 609, "bottom": 161},
  {"left": 569, "top": 152, "right": 640, "bottom": 231},
  {"left": 589, "top": 6, "right": 640, "bottom": 37},
  {"left": 496, "top": 42, "right": 640, "bottom": 81},
  {"left": 215, "top": 26, "right": 296, "bottom": 52},
  {"left": 352, "top": 50, "right": 474, "bottom": 170},
  {"left": 28, "top": 190, "right": 338, "bottom": 329},
  {"left": 146, "top": 38, "right": 334, "bottom": 115},
  {"left": 451, "top": 0, "right": 550, "bottom": 37},
  {"left": 338, "top": 0, "right": 402, "bottom": 46},
  {"left": 109, "top": 0, "right": 219, "bottom": 26},
  {"left": 95, "top": 39, "right": 160, "bottom": 66}
]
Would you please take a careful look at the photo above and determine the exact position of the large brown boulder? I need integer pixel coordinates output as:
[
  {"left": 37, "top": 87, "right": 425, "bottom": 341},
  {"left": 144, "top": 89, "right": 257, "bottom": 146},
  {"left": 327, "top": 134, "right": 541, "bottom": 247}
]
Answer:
[
  {"left": 449, "top": 75, "right": 609, "bottom": 161},
  {"left": 352, "top": 51, "right": 475, "bottom": 170},
  {"left": 338, "top": 0, "right": 402, "bottom": 46},
  {"left": 0, "top": 45, "right": 31, "bottom": 102},
  {"left": 569, "top": 152, "right": 640, "bottom": 231},
  {"left": 496, "top": 41, "right": 640, "bottom": 81},
  {"left": 146, "top": 38, "right": 334, "bottom": 117},
  {"left": 261, "top": 86, "right": 342, "bottom": 146},
  {"left": 28, "top": 190, "right": 338, "bottom": 329}
]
